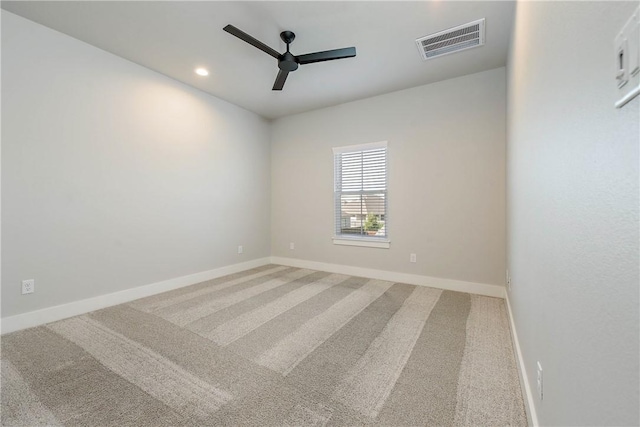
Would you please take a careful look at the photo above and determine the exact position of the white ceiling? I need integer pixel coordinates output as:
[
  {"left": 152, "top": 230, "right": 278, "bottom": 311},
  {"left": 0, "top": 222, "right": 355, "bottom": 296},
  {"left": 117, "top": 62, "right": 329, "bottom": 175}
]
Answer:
[{"left": 2, "top": 1, "right": 515, "bottom": 119}]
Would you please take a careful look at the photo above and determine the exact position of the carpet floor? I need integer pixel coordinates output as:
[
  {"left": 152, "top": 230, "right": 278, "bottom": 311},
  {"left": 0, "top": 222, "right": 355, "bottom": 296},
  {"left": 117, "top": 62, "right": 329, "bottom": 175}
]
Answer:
[{"left": 1, "top": 265, "right": 527, "bottom": 426}]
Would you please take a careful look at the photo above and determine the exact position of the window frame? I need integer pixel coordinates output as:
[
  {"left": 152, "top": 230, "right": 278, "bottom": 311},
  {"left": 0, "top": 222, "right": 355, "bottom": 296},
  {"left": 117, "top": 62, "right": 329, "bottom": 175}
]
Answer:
[{"left": 332, "top": 141, "right": 390, "bottom": 249}]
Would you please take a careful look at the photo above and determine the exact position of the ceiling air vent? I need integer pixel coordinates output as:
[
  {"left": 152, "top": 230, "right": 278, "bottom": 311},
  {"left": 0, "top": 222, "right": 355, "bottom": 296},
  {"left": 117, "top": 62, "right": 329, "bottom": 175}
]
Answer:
[{"left": 416, "top": 18, "right": 485, "bottom": 60}]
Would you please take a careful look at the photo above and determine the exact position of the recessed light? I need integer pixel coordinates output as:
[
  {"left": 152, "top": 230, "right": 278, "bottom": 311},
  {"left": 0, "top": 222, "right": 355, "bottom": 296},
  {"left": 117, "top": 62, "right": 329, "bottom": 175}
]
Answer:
[{"left": 195, "top": 68, "right": 209, "bottom": 76}]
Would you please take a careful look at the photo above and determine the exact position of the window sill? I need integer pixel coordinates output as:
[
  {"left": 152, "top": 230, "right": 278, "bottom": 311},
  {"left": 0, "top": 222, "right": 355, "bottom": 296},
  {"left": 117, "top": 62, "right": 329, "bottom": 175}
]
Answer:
[{"left": 332, "top": 237, "right": 390, "bottom": 249}]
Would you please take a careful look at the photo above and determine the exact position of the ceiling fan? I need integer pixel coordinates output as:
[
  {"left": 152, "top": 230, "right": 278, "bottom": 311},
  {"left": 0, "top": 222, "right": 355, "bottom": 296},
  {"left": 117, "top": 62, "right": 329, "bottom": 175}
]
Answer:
[{"left": 223, "top": 25, "right": 356, "bottom": 91}]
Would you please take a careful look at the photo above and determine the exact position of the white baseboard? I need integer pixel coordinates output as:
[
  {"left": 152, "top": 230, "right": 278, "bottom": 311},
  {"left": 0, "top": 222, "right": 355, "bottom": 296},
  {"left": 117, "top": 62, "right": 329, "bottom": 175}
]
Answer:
[
  {"left": 505, "top": 293, "right": 539, "bottom": 427},
  {"left": 270, "top": 257, "right": 505, "bottom": 298},
  {"left": 1, "top": 256, "right": 504, "bottom": 335},
  {"left": 0, "top": 257, "right": 271, "bottom": 335}
]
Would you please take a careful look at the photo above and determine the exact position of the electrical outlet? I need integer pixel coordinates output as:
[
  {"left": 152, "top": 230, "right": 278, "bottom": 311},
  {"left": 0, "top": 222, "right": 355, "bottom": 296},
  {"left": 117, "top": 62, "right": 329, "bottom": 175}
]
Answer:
[
  {"left": 289, "top": 242, "right": 295, "bottom": 250},
  {"left": 410, "top": 253, "right": 417, "bottom": 263},
  {"left": 536, "top": 361, "right": 543, "bottom": 400},
  {"left": 237, "top": 245, "right": 243, "bottom": 254},
  {"left": 22, "top": 279, "right": 35, "bottom": 295}
]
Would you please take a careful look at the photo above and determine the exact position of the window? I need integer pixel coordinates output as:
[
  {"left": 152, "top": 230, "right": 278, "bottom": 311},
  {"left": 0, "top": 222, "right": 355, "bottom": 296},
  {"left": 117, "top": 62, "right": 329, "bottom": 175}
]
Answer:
[{"left": 333, "top": 141, "right": 389, "bottom": 248}]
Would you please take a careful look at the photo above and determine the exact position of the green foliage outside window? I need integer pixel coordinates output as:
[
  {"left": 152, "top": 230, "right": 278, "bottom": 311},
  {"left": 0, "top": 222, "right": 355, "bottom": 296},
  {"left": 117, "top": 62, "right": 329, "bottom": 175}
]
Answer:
[{"left": 364, "top": 213, "right": 381, "bottom": 232}]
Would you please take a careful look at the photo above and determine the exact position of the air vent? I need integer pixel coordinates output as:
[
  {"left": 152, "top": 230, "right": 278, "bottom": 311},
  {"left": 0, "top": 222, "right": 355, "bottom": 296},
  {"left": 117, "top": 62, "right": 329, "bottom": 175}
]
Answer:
[{"left": 416, "top": 18, "right": 485, "bottom": 60}]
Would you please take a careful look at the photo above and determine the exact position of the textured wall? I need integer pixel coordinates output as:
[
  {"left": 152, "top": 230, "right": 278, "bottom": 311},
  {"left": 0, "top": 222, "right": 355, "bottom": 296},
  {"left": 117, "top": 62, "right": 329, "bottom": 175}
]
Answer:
[
  {"left": 507, "top": 2, "right": 639, "bottom": 425},
  {"left": 2, "top": 12, "right": 271, "bottom": 317},
  {"left": 271, "top": 68, "right": 507, "bottom": 288}
]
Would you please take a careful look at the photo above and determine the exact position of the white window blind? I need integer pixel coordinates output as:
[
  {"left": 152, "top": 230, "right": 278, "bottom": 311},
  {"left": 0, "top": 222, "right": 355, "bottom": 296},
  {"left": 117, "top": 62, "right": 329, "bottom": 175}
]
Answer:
[{"left": 333, "top": 142, "right": 388, "bottom": 242}]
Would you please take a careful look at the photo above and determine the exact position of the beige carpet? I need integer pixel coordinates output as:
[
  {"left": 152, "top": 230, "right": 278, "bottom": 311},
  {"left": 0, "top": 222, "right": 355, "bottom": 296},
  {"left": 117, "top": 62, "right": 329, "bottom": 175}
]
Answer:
[{"left": 1, "top": 265, "right": 527, "bottom": 426}]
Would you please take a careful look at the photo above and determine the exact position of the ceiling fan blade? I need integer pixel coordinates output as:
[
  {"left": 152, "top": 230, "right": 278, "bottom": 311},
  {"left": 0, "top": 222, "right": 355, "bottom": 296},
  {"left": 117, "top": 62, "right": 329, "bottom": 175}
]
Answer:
[
  {"left": 296, "top": 47, "right": 356, "bottom": 65},
  {"left": 223, "top": 24, "right": 281, "bottom": 59},
  {"left": 272, "top": 69, "right": 289, "bottom": 91}
]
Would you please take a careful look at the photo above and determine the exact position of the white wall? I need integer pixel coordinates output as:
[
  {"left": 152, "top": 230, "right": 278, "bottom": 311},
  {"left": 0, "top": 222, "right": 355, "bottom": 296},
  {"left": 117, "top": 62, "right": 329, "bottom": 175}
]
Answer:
[
  {"left": 1, "top": 12, "right": 271, "bottom": 318},
  {"left": 271, "top": 67, "right": 507, "bottom": 288},
  {"left": 507, "top": 2, "right": 639, "bottom": 425}
]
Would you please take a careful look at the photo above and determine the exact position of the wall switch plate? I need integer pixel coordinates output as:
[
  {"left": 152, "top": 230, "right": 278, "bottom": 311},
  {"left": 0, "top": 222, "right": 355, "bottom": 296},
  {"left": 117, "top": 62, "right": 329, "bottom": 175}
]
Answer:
[
  {"left": 237, "top": 245, "right": 243, "bottom": 254},
  {"left": 615, "top": 6, "right": 640, "bottom": 108},
  {"left": 536, "top": 361, "right": 543, "bottom": 401},
  {"left": 410, "top": 253, "right": 417, "bottom": 263},
  {"left": 616, "top": 37, "right": 629, "bottom": 88},
  {"left": 289, "top": 242, "right": 295, "bottom": 250},
  {"left": 22, "top": 279, "right": 35, "bottom": 295}
]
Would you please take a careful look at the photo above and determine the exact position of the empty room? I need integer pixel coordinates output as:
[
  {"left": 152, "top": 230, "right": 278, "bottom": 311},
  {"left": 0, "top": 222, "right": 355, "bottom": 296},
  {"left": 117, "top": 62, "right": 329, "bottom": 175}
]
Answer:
[{"left": 1, "top": 1, "right": 638, "bottom": 426}]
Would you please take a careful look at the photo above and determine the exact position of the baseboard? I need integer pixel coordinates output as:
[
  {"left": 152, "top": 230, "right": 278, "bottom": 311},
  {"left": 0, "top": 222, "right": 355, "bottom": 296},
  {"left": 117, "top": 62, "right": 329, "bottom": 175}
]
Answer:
[
  {"left": 270, "top": 256, "right": 505, "bottom": 298},
  {"left": 1, "top": 256, "right": 504, "bottom": 334},
  {"left": 0, "top": 257, "right": 271, "bottom": 335},
  {"left": 505, "top": 293, "right": 539, "bottom": 427}
]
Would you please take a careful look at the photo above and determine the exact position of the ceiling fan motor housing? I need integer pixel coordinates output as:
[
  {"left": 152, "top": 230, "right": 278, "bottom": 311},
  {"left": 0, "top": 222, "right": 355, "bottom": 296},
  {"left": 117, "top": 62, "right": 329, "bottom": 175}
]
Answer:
[{"left": 279, "top": 52, "right": 299, "bottom": 71}]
